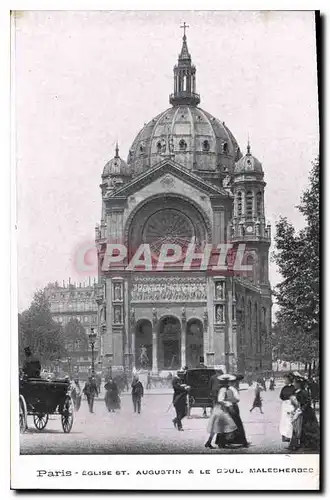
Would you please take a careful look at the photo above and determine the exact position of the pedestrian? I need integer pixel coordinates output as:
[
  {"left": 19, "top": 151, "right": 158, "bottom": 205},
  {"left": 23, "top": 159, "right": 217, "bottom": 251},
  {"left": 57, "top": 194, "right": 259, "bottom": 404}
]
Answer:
[
  {"left": 71, "top": 377, "right": 82, "bottom": 412},
  {"left": 205, "top": 374, "right": 238, "bottom": 449},
  {"left": 146, "top": 371, "right": 152, "bottom": 390},
  {"left": 172, "top": 370, "right": 190, "bottom": 431},
  {"left": 167, "top": 372, "right": 173, "bottom": 388},
  {"left": 269, "top": 376, "right": 276, "bottom": 391},
  {"left": 123, "top": 371, "right": 129, "bottom": 392},
  {"left": 22, "top": 347, "right": 41, "bottom": 379},
  {"left": 279, "top": 373, "right": 295, "bottom": 442},
  {"left": 95, "top": 373, "right": 102, "bottom": 394},
  {"left": 131, "top": 375, "right": 144, "bottom": 414},
  {"left": 227, "top": 375, "right": 249, "bottom": 447},
  {"left": 83, "top": 376, "right": 99, "bottom": 413},
  {"left": 104, "top": 378, "right": 120, "bottom": 412},
  {"left": 288, "top": 376, "right": 320, "bottom": 451},
  {"left": 249, "top": 379, "right": 264, "bottom": 414}
]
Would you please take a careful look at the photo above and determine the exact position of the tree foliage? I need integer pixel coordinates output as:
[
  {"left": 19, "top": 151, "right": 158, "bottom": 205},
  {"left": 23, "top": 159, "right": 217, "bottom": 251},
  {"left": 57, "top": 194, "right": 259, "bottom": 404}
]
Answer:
[
  {"left": 272, "top": 158, "right": 319, "bottom": 362},
  {"left": 62, "top": 318, "right": 89, "bottom": 350},
  {"left": 271, "top": 315, "right": 319, "bottom": 364},
  {"left": 18, "top": 290, "right": 66, "bottom": 366}
]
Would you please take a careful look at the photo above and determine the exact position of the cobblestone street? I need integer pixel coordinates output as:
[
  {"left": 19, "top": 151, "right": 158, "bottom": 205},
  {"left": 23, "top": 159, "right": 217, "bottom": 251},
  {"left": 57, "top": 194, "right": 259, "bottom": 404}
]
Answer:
[{"left": 20, "top": 386, "right": 317, "bottom": 455}]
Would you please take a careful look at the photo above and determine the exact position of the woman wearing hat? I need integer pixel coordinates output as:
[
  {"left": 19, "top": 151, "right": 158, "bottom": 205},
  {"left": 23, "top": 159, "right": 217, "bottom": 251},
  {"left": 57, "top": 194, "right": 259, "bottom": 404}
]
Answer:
[
  {"left": 205, "top": 374, "right": 239, "bottom": 449},
  {"left": 288, "top": 375, "right": 319, "bottom": 451},
  {"left": 279, "top": 373, "right": 295, "bottom": 442}
]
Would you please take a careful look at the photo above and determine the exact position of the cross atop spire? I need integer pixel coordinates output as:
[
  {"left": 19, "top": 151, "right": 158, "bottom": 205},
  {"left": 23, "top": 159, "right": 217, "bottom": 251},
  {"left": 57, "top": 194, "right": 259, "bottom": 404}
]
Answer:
[{"left": 180, "top": 22, "right": 189, "bottom": 38}]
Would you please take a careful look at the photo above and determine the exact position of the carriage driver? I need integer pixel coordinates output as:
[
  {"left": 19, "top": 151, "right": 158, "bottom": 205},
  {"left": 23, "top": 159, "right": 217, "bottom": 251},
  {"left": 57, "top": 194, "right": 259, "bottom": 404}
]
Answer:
[{"left": 22, "top": 347, "right": 41, "bottom": 379}]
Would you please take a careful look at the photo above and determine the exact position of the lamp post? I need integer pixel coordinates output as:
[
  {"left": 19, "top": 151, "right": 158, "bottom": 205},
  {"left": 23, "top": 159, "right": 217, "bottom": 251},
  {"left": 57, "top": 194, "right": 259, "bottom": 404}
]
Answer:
[
  {"left": 67, "top": 357, "right": 72, "bottom": 378},
  {"left": 89, "top": 328, "right": 97, "bottom": 377}
]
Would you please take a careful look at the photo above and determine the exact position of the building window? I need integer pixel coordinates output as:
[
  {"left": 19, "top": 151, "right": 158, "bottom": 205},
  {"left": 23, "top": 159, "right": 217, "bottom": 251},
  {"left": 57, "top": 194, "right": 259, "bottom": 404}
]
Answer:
[
  {"left": 157, "top": 141, "right": 162, "bottom": 152},
  {"left": 237, "top": 192, "right": 242, "bottom": 217},
  {"left": 202, "top": 140, "right": 210, "bottom": 151},
  {"left": 246, "top": 191, "right": 253, "bottom": 218},
  {"left": 74, "top": 339, "right": 81, "bottom": 350},
  {"left": 222, "top": 142, "right": 228, "bottom": 154},
  {"left": 256, "top": 192, "right": 262, "bottom": 217},
  {"left": 179, "top": 139, "right": 187, "bottom": 151}
]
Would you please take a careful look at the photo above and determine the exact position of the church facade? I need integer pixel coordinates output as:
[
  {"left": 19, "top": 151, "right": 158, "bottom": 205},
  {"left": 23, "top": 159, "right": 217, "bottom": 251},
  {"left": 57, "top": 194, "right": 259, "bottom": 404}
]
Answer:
[{"left": 94, "top": 32, "right": 272, "bottom": 375}]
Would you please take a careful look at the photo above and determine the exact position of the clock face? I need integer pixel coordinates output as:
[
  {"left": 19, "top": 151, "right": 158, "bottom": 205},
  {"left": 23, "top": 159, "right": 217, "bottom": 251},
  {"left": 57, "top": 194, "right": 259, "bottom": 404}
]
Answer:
[{"left": 246, "top": 225, "right": 253, "bottom": 233}]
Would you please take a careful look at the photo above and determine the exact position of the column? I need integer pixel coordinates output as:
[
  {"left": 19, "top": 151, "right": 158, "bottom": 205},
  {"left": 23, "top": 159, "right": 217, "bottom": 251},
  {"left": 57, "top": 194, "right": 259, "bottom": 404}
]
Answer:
[
  {"left": 152, "top": 312, "right": 158, "bottom": 374},
  {"left": 152, "top": 330, "right": 158, "bottom": 374},
  {"left": 181, "top": 310, "right": 186, "bottom": 368}
]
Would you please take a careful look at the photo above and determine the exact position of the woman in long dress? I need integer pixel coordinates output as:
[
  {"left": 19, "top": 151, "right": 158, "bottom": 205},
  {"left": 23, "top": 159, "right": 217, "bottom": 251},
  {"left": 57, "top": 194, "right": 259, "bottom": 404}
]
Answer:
[
  {"left": 279, "top": 373, "right": 295, "bottom": 442},
  {"left": 204, "top": 374, "right": 238, "bottom": 449},
  {"left": 104, "top": 378, "right": 121, "bottom": 412},
  {"left": 289, "top": 376, "right": 320, "bottom": 451}
]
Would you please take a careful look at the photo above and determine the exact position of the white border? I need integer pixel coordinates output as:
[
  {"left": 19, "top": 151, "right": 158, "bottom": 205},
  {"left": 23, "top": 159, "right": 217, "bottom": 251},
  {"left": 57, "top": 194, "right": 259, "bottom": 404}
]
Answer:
[{"left": 4, "top": 2, "right": 326, "bottom": 494}]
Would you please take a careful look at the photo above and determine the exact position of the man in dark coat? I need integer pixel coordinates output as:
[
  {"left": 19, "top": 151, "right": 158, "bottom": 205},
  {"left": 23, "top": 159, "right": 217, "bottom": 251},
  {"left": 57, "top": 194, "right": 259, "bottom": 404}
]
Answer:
[
  {"left": 22, "top": 347, "right": 41, "bottom": 378},
  {"left": 83, "top": 376, "right": 99, "bottom": 413},
  {"left": 131, "top": 375, "right": 144, "bottom": 414},
  {"left": 172, "top": 371, "right": 190, "bottom": 431}
]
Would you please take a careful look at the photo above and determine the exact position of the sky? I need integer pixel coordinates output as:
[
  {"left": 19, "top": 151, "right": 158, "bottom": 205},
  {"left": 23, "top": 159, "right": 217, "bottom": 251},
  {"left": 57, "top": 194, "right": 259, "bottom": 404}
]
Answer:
[{"left": 14, "top": 10, "right": 319, "bottom": 311}]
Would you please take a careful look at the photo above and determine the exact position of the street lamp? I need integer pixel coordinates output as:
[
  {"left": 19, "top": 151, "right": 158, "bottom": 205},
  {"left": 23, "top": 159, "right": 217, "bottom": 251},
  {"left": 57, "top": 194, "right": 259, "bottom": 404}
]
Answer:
[{"left": 89, "top": 328, "right": 97, "bottom": 377}]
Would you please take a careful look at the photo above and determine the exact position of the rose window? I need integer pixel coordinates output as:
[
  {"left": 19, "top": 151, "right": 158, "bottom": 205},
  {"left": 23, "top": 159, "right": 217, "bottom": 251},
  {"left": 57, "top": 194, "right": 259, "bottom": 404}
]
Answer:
[{"left": 142, "top": 209, "right": 194, "bottom": 254}]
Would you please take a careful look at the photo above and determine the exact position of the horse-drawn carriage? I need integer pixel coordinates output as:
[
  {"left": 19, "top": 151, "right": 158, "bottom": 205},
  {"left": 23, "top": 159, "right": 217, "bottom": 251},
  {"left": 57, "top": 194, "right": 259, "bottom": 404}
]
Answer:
[
  {"left": 184, "top": 368, "right": 216, "bottom": 418},
  {"left": 19, "top": 377, "right": 74, "bottom": 433}
]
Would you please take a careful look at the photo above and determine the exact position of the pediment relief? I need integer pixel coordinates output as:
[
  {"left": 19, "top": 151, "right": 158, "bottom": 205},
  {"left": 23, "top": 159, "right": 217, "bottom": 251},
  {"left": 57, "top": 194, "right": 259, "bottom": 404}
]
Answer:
[{"left": 105, "top": 159, "right": 230, "bottom": 200}]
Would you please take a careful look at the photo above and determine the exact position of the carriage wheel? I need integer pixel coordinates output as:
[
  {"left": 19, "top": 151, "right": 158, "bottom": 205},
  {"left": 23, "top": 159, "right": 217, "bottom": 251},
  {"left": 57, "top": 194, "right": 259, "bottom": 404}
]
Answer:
[
  {"left": 61, "top": 396, "right": 74, "bottom": 433},
  {"left": 19, "top": 395, "right": 27, "bottom": 433},
  {"left": 33, "top": 413, "right": 49, "bottom": 431}
]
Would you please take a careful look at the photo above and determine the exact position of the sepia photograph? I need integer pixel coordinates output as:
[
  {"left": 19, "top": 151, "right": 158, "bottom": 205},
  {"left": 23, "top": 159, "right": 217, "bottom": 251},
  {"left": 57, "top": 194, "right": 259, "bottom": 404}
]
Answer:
[{"left": 11, "top": 9, "right": 320, "bottom": 490}]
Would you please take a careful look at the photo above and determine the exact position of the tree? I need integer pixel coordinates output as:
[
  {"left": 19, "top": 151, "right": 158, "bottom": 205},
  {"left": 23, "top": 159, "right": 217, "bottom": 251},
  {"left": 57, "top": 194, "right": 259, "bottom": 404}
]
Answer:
[
  {"left": 18, "top": 290, "right": 66, "bottom": 366},
  {"left": 271, "top": 315, "right": 319, "bottom": 365},
  {"left": 62, "top": 318, "right": 89, "bottom": 352},
  {"left": 273, "top": 158, "right": 319, "bottom": 349}
]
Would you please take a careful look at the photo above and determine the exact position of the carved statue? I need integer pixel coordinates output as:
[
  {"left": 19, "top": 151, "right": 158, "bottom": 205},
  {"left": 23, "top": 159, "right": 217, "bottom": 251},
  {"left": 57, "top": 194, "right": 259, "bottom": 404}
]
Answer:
[
  {"left": 114, "top": 307, "right": 121, "bottom": 324},
  {"left": 216, "top": 304, "right": 224, "bottom": 323},
  {"left": 181, "top": 307, "right": 186, "bottom": 324},
  {"left": 215, "top": 282, "right": 224, "bottom": 300},
  {"left": 139, "top": 345, "right": 149, "bottom": 368},
  {"left": 152, "top": 308, "right": 158, "bottom": 326},
  {"left": 114, "top": 283, "right": 122, "bottom": 301}
]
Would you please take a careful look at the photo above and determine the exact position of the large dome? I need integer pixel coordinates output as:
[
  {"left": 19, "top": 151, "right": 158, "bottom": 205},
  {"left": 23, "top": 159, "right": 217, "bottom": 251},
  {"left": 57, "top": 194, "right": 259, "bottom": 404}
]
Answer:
[
  {"left": 127, "top": 33, "right": 241, "bottom": 178},
  {"left": 127, "top": 105, "right": 242, "bottom": 176}
]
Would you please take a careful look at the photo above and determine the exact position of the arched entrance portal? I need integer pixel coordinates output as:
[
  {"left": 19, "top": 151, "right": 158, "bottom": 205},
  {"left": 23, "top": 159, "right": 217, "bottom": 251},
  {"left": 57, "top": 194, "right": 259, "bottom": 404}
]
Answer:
[
  {"left": 186, "top": 319, "right": 204, "bottom": 368},
  {"left": 158, "top": 316, "right": 181, "bottom": 370},
  {"left": 135, "top": 319, "right": 152, "bottom": 369}
]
